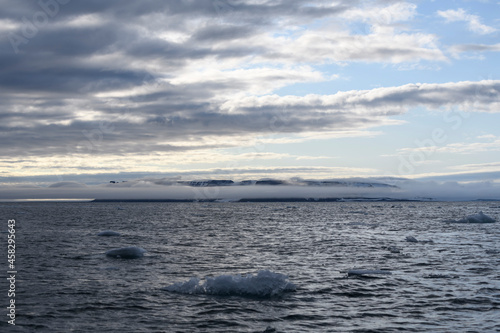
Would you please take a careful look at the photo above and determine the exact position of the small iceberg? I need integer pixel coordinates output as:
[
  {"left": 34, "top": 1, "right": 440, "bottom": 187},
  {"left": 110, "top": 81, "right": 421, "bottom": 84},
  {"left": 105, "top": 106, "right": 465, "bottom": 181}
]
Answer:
[
  {"left": 98, "top": 230, "right": 121, "bottom": 237},
  {"left": 447, "top": 211, "right": 496, "bottom": 224},
  {"left": 387, "top": 246, "right": 401, "bottom": 253},
  {"left": 347, "top": 269, "right": 392, "bottom": 277},
  {"left": 164, "top": 270, "right": 296, "bottom": 297},
  {"left": 423, "top": 273, "right": 458, "bottom": 279},
  {"left": 405, "top": 236, "right": 433, "bottom": 243},
  {"left": 406, "top": 236, "right": 418, "bottom": 242},
  {"left": 105, "top": 246, "right": 146, "bottom": 259}
]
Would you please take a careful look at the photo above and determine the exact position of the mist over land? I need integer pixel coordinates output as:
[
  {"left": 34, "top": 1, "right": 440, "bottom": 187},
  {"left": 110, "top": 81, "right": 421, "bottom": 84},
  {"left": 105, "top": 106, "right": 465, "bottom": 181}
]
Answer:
[{"left": 1, "top": 177, "right": 498, "bottom": 202}]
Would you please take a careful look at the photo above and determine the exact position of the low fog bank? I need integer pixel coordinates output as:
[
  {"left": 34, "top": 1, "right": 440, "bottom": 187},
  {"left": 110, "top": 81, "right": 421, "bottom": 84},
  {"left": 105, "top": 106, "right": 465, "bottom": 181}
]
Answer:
[
  {"left": 0, "top": 178, "right": 499, "bottom": 201},
  {"left": 390, "top": 179, "right": 500, "bottom": 201}
]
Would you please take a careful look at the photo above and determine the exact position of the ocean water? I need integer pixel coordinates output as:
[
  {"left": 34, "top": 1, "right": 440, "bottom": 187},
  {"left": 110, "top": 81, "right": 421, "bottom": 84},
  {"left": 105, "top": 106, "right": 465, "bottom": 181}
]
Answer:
[{"left": 1, "top": 201, "right": 499, "bottom": 332}]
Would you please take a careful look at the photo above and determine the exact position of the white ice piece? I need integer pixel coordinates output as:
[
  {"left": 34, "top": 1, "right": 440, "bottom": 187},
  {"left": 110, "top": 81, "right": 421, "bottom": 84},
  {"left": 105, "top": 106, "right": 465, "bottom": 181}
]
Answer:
[{"left": 105, "top": 246, "right": 146, "bottom": 259}]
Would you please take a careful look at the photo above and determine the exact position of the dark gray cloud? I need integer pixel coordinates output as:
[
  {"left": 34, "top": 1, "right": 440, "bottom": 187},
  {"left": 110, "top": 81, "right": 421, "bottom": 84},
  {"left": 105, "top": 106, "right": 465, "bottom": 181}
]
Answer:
[
  {"left": 0, "top": 166, "right": 338, "bottom": 186},
  {"left": 450, "top": 43, "right": 500, "bottom": 54},
  {"left": 1, "top": 0, "right": 497, "bottom": 182},
  {"left": 1, "top": 78, "right": 499, "bottom": 158}
]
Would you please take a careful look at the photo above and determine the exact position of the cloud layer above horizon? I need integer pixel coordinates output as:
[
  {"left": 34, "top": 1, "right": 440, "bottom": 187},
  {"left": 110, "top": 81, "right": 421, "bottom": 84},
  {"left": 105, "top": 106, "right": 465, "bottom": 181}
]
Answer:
[{"left": 1, "top": 0, "right": 499, "bottom": 192}]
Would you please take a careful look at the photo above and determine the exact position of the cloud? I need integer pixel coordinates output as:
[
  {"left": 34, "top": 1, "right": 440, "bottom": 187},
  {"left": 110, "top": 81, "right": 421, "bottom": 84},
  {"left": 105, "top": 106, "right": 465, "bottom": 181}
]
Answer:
[
  {"left": 393, "top": 178, "right": 500, "bottom": 200},
  {"left": 1, "top": 79, "right": 499, "bottom": 165},
  {"left": 259, "top": 27, "right": 445, "bottom": 64},
  {"left": 437, "top": 8, "right": 497, "bottom": 34},
  {"left": 0, "top": 165, "right": 379, "bottom": 186},
  {"left": 477, "top": 134, "right": 497, "bottom": 139},
  {"left": 48, "top": 181, "right": 87, "bottom": 188},
  {"left": 0, "top": 1, "right": 497, "bottom": 186},
  {"left": 449, "top": 43, "right": 500, "bottom": 58},
  {"left": 415, "top": 170, "right": 500, "bottom": 183},
  {"left": 168, "top": 66, "right": 327, "bottom": 96},
  {"left": 0, "top": 1, "right": 455, "bottom": 161},
  {"left": 397, "top": 136, "right": 500, "bottom": 155},
  {"left": 448, "top": 161, "right": 500, "bottom": 173},
  {"left": 343, "top": 2, "right": 418, "bottom": 24}
]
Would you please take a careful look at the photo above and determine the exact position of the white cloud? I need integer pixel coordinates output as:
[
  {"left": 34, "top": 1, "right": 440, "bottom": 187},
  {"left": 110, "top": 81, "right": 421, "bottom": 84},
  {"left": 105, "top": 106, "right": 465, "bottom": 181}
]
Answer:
[
  {"left": 477, "top": 134, "right": 497, "bottom": 139},
  {"left": 222, "top": 80, "right": 500, "bottom": 115},
  {"left": 0, "top": 149, "right": 336, "bottom": 179},
  {"left": 397, "top": 137, "right": 500, "bottom": 155},
  {"left": 2, "top": 79, "right": 498, "bottom": 163},
  {"left": 343, "top": 2, "right": 418, "bottom": 26},
  {"left": 449, "top": 161, "right": 500, "bottom": 172},
  {"left": 437, "top": 8, "right": 497, "bottom": 34},
  {"left": 449, "top": 43, "right": 500, "bottom": 58},
  {"left": 266, "top": 28, "right": 445, "bottom": 64},
  {"left": 0, "top": 18, "right": 20, "bottom": 32},
  {"left": 60, "top": 14, "right": 105, "bottom": 28},
  {"left": 170, "top": 66, "right": 328, "bottom": 98}
]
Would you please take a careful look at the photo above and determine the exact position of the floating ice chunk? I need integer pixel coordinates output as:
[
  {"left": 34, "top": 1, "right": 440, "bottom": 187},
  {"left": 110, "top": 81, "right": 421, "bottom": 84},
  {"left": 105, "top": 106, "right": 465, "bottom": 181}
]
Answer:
[
  {"left": 477, "top": 287, "right": 500, "bottom": 297},
  {"left": 450, "top": 211, "right": 496, "bottom": 223},
  {"left": 164, "top": 270, "right": 296, "bottom": 297},
  {"left": 347, "top": 269, "right": 392, "bottom": 276},
  {"left": 98, "top": 230, "right": 121, "bottom": 237},
  {"left": 423, "top": 273, "right": 458, "bottom": 279},
  {"left": 387, "top": 246, "right": 401, "bottom": 253},
  {"left": 406, "top": 236, "right": 418, "bottom": 242},
  {"left": 165, "top": 277, "right": 202, "bottom": 294},
  {"left": 105, "top": 246, "right": 146, "bottom": 259}
]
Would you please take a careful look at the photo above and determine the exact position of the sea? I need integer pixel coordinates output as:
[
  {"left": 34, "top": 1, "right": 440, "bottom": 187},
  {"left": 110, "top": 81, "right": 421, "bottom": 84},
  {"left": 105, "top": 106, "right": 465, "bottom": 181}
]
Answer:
[{"left": 0, "top": 201, "right": 499, "bottom": 332}]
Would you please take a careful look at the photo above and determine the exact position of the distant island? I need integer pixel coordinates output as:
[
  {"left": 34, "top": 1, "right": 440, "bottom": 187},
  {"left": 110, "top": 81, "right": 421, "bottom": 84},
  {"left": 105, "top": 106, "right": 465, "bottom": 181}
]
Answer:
[
  {"left": 107, "top": 178, "right": 398, "bottom": 188},
  {"left": 93, "top": 178, "right": 410, "bottom": 202}
]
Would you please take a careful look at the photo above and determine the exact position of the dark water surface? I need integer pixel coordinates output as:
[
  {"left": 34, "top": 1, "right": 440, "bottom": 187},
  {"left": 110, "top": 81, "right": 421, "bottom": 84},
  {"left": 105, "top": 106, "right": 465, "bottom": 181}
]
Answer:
[{"left": 1, "top": 202, "right": 499, "bottom": 332}]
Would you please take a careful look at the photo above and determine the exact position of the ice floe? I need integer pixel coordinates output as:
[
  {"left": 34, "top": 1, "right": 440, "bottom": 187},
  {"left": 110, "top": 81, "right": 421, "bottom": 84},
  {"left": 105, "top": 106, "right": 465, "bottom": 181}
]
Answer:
[
  {"left": 164, "top": 270, "right": 296, "bottom": 297},
  {"left": 405, "top": 236, "right": 434, "bottom": 243},
  {"left": 447, "top": 211, "right": 496, "bottom": 223},
  {"left": 423, "top": 273, "right": 459, "bottom": 279},
  {"left": 98, "top": 230, "right": 121, "bottom": 237},
  {"left": 405, "top": 236, "right": 418, "bottom": 242},
  {"left": 105, "top": 246, "right": 146, "bottom": 259},
  {"left": 386, "top": 246, "right": 401, "bottom": 253}
]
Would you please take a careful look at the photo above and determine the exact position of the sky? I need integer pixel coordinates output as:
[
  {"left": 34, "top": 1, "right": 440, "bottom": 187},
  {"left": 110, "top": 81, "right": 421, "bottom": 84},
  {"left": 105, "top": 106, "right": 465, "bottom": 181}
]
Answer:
[{"left": 1, "top": 0, "right": 500, "bottom": 200}]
